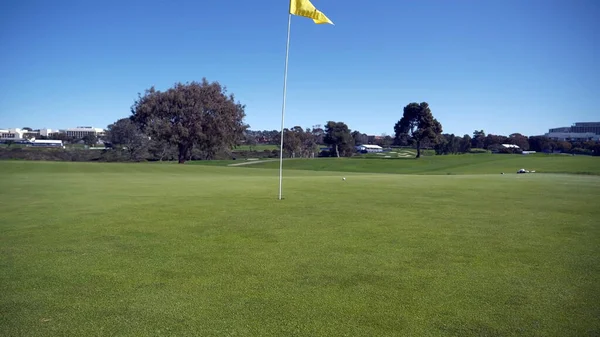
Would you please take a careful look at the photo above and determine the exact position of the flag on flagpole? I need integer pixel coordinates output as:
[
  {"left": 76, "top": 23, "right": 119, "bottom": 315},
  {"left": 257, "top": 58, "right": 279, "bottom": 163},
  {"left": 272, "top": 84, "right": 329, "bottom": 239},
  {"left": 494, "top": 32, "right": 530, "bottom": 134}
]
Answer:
[
  {"left": 278, "top": 0, "right": 333, "bottom": 200},
  {"left": 289, "top": 0, "right": 334, "bottom": 25}
]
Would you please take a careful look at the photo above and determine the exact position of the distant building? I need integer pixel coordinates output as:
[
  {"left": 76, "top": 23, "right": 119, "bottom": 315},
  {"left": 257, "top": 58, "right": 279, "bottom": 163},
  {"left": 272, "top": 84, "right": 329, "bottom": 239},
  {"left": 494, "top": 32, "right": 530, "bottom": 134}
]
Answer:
[
  {"left": 355, "top": 144, "right": 383, "bottom": 153},
  {"left": 38, "top": 128, "right": 60, "bottom": 137},
  {"left": 545, "top": 122, "right": 600, "bottom": 141},
  {"left": 0, "top": 128, "right": 26, "bottom": 140},
  {"left": 29, "top": 139, "right": 64, "bottom": 148},
  {"left": 64, "top": 127, "right": 105, "bottom": 139},
  {"left": 0, "top": 128, "right": 65, "bottom": 141}
]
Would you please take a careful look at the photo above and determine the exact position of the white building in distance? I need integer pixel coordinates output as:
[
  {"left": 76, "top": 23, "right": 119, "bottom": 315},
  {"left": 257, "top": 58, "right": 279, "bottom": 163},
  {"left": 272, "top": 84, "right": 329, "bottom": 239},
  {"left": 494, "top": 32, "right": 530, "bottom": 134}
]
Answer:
[
  {"left": 0, "top": 128, "right": 26, "bottom": 140},
  {"left": 1, "top": 126, "right": 105, "bottom": 141},
  {"left": 545, "top": 122, "right": 600, "bottom": 141},
  {"left": 0, "top": 128, "right": 64, "bottom": 140},
  {"left": 64, "top": 127, "right": 105, "bottom": 138},
  {"left": 355, "top": 144, "right": 383, "bottom": 153}
]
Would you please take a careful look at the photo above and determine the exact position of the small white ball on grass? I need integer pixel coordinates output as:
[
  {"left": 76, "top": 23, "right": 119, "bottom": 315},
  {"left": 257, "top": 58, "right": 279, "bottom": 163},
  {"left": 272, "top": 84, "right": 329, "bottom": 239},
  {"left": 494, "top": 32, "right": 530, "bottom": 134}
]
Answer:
[{"left": 342, "top": 177, "right": 346, "bottom": 181}]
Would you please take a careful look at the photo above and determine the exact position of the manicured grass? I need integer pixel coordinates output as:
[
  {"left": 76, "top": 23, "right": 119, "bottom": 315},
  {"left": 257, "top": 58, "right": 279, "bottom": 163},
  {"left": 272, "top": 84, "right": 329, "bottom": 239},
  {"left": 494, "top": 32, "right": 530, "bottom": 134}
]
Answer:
[
  {"left": 234, "top": 144, "right": 279, "bottom": 151},
  {"left": 1, "top": 161, "right": 599, "bottom": 336},
  {"left": 239, "top": 154, "right": 600, "bottom": 175}
]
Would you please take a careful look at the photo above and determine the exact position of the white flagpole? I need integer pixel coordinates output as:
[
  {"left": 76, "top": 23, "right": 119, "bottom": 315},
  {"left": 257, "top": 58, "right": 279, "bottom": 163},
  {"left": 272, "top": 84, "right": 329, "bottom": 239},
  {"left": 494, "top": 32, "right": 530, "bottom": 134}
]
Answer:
[{"left": 278, "top": 13, "right": 292, "bottom": 200}]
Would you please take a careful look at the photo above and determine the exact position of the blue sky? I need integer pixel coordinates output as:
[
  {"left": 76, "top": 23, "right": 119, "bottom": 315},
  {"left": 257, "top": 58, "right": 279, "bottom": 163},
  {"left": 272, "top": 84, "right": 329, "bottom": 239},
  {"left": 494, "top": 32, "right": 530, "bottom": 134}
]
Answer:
[{"left": 0, "top": 0, "right": 598, "bottom": 136}]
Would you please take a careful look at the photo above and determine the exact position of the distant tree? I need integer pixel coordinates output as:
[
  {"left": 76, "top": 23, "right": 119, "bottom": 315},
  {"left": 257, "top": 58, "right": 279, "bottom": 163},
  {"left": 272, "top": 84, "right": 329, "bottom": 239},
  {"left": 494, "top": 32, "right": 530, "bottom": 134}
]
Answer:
[
  {"left": 248, "top": 129, "right": 280, "bottom": 145},
  {"left": 449, "top": 134, "right": 461, "bottom": 154},
  {"left": 528, "top": 136, "right": 554, "bottom": 152},
  {"left": 508, "top": 133, "right": 529, "bottom": 150},
  {"left": 555, "top": 141, "right": 572, "bottom": 153},
  {"left": 301, "top": 127, "right": 319, "bottom": 157},
  {"left": 82, "top": 134, "right": 98, "bottom": 147},
  {"left": 472, "top": 130, "right": 486, "bottom": 148},
  {"left": 459, "top": 134, "right": 472, "bottom": 153},
  {"left": 583, "top": 141, "right": 599, "bottom": 153},
  {"left": 487, "top": 143, "right": 506, "bottom": 153},
  {"left": 131, "top": 79, "right": 247, "bottom": 163},
  {"left": 106, "top": 118, "right": 149, "bottom": 161},
  {"left": 278, "top": 126, "right": 319, "bottom": 158},
  {"left": 268, "top": 130, "right": 280, "bottom": 144},
  {"left": 22, "top": 127, "right": 33, "bottom": 131},
  {"left": 435, "top": 134, "right": 461, "bottom": 155},
  {"left": 484, "top": 134, "right": 508, "bottom": 149},
  {"left": 311, "top": 125, "right": 325, "bottom": 145},
  {"left": 351, "top": 131, "right": 361, "bottom": 145},
  {"left": 394, "top": 102, "right": 443, "bottom": 158},
  {"left": 434, "top": 135, "right": 449, "bottom": 155},
  {"left": 324, "top": 121, "right": 354, "bottom": 157},
  {"left": 282, "top": 127, "right": 303, "bottom": 158},
  {"left": 245, "top": 133, "right": 258, "bottom": 151},
  {"left": 393, "top": 134, "right": 410, "bottom": 146},
  {"left": 383, "top": 134, "right": 394, "bottom": 148},
  {"left": 591, "top": 142, "right": 600, "bottom": 156},
  {"left": 351, "top": 131, "right": 368, "bottom": 146}
]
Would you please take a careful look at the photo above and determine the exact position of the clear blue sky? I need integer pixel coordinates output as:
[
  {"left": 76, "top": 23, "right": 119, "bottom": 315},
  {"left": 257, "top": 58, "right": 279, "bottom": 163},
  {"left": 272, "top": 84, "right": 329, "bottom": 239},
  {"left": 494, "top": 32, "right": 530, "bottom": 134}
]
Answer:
[{"left": 1, "top": 0, "right": 598, "bottom": 136}]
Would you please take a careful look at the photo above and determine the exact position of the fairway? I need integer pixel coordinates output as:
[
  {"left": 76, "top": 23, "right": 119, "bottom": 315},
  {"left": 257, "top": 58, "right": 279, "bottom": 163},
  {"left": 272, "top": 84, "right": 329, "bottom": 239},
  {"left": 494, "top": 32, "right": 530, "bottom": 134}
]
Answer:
[
  {"left": 1, "top": 161, "right": 599, "bottom": 336},
  {"left": 236, "top": 154, "right": 600, "bottom": 176}
]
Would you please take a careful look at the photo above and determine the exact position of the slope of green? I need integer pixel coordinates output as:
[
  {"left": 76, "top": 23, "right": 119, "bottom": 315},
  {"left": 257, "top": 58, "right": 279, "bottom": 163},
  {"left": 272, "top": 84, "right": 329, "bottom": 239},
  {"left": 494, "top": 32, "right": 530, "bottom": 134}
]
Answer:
[
  {"left": 1, "top": 161, "right": 599, "bottom": 336},
  {"left": 234, "top": 144, "right": 279, "bottom": 151},
  {"left": 238, "top": 154, "right": 600, "bottom": 175}
]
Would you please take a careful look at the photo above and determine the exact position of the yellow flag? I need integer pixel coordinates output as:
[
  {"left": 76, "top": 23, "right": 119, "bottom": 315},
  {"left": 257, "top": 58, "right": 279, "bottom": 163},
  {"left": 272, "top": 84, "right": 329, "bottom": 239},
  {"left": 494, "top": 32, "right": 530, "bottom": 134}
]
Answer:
[{"left": 290, "top": 0, "right": 334, "bottom": 25}]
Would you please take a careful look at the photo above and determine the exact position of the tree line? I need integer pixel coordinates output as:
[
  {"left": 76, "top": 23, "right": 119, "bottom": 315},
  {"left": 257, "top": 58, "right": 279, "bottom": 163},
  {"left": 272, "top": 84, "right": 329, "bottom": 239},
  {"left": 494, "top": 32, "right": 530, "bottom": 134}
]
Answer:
[
  {"left": 434, "top": 130, "right": 599, "bottom": 156},
  {"left": 86, "top": 80, "right": 598, "bottom": 162},
  {"left": 246, "top": 104, "right": 600, "bottom": 157},
  {"left": 4, "top": 79, "right": 597, "bottom": 162}
]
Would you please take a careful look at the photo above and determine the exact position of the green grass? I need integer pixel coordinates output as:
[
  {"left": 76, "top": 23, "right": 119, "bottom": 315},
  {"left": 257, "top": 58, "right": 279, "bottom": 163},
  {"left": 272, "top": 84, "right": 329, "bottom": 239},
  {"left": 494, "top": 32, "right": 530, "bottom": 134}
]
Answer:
[
  {"left": 234, "top": 144, "right": 279, "bottom": 151},
  {"left": 357, "top": 148, "right": 419, "bottom": 159},
  {"left": 238, "top": 154, "right": 600, "bottom": 175},
  {"left": 1, "top": 160, "right": 599, "bottom": 336}
]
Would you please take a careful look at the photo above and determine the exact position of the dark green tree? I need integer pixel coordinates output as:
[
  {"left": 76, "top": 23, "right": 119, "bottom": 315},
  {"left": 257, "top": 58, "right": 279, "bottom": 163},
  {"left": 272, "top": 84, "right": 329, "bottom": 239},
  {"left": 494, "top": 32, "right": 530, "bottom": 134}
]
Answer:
[
  {"left": 106, "top": 118, "right": 149, "bottom": 161},
  {"left": 82, "top": 134, "right": 98, "bottom": 147},
  {"left": 382, "top": 134, "right": 394, "bottom": 148},
  {"left": 131, "top": 79, "right": 247, "bottom": 163},
  {"left": 394, "top": 102, "right": 443, "bottom": 158},
  {"left": 472, "top": 130, "right": 486, "bottom": 149},
  {"left": 311, "top": 125, "right": 325, "bottom": 145},
  {"left": 508, "top": 133, "right": 529, "bottom": 150},
  {"left": 434, "top": 135, "right": 449, "bottom": 155},
  {"left": 324, "top": 121, "right": 354, "bottom": 157},
  {"left": 459, "top": 134, "right": 472, "bottom": 153},
  {"left": 300, "top": 127, "right": 319, "bottom": 158},
  {"left": 528, "top": 136, "right": 554, "bottom": 152},
  {"left": 484, "top": 134, "right": 508, "bottom": 149},
  {"left": 435, "top": 134, "right": 461, "bottom": 155},
  {"left": 351, "top": 130, "right": 368, "bottom": 146},
  {"left": 280, "top": 126, "right": 319, "bottom": 158},
  {"left": 281, "top": 127, "right": 303, "bottom": 158}
]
